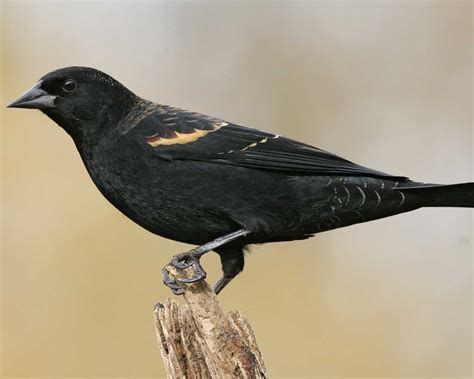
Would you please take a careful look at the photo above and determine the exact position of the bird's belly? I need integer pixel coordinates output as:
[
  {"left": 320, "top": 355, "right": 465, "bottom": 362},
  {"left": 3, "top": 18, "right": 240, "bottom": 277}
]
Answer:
[
  {"left": 83, "top": 144, "right": 416, "bottom": 246},
  {"left": 84, "top": 155, "right": 243, "bottom": 244}
]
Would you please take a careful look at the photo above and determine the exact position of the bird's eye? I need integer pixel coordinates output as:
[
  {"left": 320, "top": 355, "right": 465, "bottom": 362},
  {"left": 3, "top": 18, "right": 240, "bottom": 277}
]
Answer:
[{"left": 62, "top": 79, "right": 76, "bottom": 92}]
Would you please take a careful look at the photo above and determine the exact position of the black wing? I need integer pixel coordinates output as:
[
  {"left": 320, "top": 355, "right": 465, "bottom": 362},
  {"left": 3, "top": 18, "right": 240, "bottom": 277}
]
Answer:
[{"left": 128, "top": 104, "right": 408, "bottom": 179}]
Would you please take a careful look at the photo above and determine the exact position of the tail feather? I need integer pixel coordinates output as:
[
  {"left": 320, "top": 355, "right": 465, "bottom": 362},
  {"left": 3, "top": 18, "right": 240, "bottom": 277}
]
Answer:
[{"left": 398, "top": 182, "right": 474, "bottom": 208}]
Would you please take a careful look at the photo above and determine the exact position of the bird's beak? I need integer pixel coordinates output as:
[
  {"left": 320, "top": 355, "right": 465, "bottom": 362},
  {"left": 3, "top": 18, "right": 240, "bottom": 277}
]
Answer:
[{"left": 7, "top": 81, "right": 57, "bottom": 109}]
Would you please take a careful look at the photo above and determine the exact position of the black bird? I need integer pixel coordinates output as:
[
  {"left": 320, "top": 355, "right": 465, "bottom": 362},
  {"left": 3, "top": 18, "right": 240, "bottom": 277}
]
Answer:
[{"left": 7, "top": 67, "right": 474, "bottom": 295}]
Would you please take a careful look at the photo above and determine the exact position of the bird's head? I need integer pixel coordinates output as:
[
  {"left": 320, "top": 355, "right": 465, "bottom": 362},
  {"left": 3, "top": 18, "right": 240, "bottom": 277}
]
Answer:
[{"left": 7, "top": 66, "right": 138, "bottom": 142}]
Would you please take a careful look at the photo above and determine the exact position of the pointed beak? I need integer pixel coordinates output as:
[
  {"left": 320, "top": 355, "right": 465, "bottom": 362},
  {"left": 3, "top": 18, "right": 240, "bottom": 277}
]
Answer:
[{"left": 7, "top": 81, "right": 57, "bottom": 109}]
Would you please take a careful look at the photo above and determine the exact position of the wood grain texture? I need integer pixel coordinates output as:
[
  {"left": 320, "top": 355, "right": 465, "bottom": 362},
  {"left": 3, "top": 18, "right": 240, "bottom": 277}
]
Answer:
[{"left": 154, "top": 266, "right": 267, "bottom": 378}]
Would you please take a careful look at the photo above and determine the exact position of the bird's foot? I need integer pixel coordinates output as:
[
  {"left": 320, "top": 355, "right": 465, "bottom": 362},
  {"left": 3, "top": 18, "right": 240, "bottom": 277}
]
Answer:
[
  {"left": 162, "top": 249, "right": 207, "bottom": 295},
  {"left": 162, "top": 266, "right": 185, "bottom": 295}
]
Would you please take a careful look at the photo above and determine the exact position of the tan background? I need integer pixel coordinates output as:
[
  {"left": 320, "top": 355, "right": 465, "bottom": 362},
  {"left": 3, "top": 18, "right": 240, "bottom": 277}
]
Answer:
[{"left": 1, "top": 0, "right": 472, "bottom": 378}]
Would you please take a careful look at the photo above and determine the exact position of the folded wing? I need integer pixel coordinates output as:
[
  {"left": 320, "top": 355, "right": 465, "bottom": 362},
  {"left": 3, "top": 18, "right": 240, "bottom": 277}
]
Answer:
[{"left": 129, "top": 104, "right": 408, "bottom": 180}]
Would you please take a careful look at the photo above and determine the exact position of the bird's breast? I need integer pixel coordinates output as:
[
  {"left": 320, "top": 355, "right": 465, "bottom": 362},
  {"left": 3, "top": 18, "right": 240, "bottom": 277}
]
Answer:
[{"left": 78, "top": 138, "right": 243, "bottom": 243}]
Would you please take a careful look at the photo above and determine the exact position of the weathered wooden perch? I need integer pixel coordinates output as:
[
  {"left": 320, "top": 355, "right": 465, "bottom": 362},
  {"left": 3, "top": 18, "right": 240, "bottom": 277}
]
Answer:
[{"left": 154, "top": 265, "right": 267, "bottom": 378}]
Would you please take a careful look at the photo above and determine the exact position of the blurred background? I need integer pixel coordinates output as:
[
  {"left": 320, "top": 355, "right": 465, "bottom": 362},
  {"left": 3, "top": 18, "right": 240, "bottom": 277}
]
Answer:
[{"left": 1, "top": 0, "right": 472, "bottom": 378}]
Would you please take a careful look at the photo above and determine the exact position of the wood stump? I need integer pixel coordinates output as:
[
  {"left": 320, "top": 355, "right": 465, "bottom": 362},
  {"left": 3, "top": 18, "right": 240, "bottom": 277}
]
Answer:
[{"left": 154, "top": 266, "right": 267, "bottom": 378}]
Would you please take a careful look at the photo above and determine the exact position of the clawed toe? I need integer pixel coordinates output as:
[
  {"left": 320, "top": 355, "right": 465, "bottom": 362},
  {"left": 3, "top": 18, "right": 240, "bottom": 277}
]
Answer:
[
  {"left": 170, "top": 250, "right": 204, "bottom": 269},
  {"left": 162, "top": 266, "right": 185, "bottom": 295},
  {"left": 160, "top": 230, "right": 250, "bottom": 296},
  {"left": 161, "top": 250, "right": 207, "bottom": 295},
  {"left": 175, "top": 263, "right": 206, "bottom": 283},
  {"left": 176, "top": 254, "right": 206, "bottom": 283}
]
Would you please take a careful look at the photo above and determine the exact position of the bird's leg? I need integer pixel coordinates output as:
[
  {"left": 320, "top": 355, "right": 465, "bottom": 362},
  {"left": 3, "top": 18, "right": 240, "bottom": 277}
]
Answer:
[
  {"left": 212, "top": 247, "right": 245, "bottom": 295},
  {"left": 162, "top": 229, "right": 250, "bottom": 295},
  {"left": 212, "top": 277, "right": 232, "bottom": 295}
]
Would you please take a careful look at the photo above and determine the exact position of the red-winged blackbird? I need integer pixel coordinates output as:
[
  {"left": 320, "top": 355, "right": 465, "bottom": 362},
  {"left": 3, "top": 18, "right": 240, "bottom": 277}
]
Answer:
[{"left": 8, "top": 67, "right": 474, "bottom": 295}]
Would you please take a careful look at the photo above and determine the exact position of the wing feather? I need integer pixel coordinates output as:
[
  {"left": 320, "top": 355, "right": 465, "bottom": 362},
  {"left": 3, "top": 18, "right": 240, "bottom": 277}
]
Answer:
[{"left": 128, "top": 105, "right": 408, "bottom": 180}]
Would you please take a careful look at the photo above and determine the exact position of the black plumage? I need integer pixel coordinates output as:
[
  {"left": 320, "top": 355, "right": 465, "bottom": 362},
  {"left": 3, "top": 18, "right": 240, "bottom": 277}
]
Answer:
[{"left": 7, "top": 67, "right": 474, "bottom": 294}]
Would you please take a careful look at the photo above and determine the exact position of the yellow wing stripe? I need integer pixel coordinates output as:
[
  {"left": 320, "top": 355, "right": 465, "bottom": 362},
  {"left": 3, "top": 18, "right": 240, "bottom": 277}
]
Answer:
[{"left": 146, "top": 122, "right": 228, "bottom": 147}]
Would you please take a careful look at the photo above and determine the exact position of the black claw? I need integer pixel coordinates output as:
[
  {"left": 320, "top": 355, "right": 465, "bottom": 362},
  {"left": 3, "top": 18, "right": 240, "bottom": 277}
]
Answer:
[
  {"left": 162, "top": 265, "right": 184, "bottom": 294},
  {"left": 170, "top": 287, "right": 184, "bottom": 296},
  {"left": 161, "top": 250, "right": 207, "bottom": 295},
  {"left": 170, "top": 250, "right": 203, "bottom": 269},
  {"left": 175, "top": 271, "right": 206, "bottom": 283},
  {"left": 171, "top": 257, "right": 194, "bottom": 269},
  {"left": 163, "top": 279, "right": 182, "bottom": 291},
  {"left": 175, "top": 258, "right": 207, "bottom": 283}
]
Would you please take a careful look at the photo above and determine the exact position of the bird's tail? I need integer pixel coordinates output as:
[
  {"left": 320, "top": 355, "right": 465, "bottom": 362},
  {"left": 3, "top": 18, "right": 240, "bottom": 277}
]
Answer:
[{"left": 398, "top": 182, "right": 474, "bottom": 208}]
